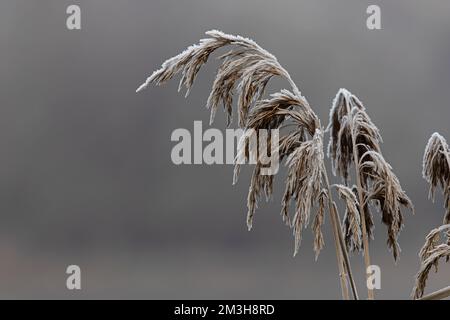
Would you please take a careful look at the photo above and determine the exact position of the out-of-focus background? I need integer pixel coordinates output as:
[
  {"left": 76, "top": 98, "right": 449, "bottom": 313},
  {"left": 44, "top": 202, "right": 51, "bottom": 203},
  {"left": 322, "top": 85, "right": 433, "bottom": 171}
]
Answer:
[{"left": 0, "top": 0, "right": 449, "bottom": 299}]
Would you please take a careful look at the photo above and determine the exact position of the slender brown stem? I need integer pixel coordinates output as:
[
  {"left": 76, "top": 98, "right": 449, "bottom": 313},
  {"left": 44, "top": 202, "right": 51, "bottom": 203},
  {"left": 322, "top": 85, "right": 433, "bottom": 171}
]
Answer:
[
  {"left": 346, "top": 104, "right": 374, "bottom": 300},
  {"left": 331, "top": 204, "right": 350, "bottom": 300},
  {"left": 419, "top": 285, "right": 450, "bottom": 300},
  {"left": 328, "top": 198, "right": 350, "bottom": 300},
  {"left": 322, "top": 163, "right": 359, "bottom": 300}
]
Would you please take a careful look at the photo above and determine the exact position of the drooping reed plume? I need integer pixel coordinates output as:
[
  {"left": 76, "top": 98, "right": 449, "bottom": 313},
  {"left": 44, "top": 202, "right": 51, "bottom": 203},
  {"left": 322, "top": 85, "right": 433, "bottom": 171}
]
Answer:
[
  {"left": 359, "top": 151, "right": 414, "bottom": 259},
  {"left": 423, "top": 133, "right": 450, "bottom": 226},
  {"left": 327, "top": 88, "right": 413, "bottom": 299},
  {"left": 412, "top": 133, "right": 450, "bottom": 299},
  {"left": 333, "top": 184, "right": 362, "bottom": 253},
  {"left": 137, "top": 30, "right": 358, "bottom": 299}
]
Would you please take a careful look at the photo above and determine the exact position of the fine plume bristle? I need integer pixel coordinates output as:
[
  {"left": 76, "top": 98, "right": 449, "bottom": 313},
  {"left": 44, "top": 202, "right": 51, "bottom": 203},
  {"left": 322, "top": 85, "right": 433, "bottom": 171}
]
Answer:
[
  {"left": 327, "top": 88, "right": 382, "bottom": 183},
  {"left": 359, "top": 151, "right": 414, "bottom": 261}
]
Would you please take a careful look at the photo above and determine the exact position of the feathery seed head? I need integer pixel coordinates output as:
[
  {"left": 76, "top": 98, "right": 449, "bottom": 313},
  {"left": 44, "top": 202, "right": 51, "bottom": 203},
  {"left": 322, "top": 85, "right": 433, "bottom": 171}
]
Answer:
[
  {"left": 423, "top": 132, "right": 450, "bottom": 224},
  {"left": 359, "top": 151, "right": 414, "bottom": 261},
  {"left": 327, "top": 89, "right": 381, "bottom": 183},
  {"left": 282, "top": 129, "right": 325, "bottom": 256},
  {"left": 333, "top": 184, "right": 363, "bottom": 253},
  {"left": 412, "top": 243, "right": 450, "bottom": 299}
]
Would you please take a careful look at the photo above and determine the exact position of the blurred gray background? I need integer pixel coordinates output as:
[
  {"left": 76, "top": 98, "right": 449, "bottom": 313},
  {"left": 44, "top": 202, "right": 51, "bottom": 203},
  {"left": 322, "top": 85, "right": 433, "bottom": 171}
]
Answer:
[{"left": 0, "top": 0, "right": 449, "bottom": 299}]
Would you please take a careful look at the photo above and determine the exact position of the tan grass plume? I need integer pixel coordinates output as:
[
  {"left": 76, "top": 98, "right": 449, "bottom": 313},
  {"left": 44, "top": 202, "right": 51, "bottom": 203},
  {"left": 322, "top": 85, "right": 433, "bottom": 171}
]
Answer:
[
  {"left": 359, "top": 151, "right": 414, "bottom": 261},
  {"left": 333, "top": 184, "right": 362, "bottom": 253},
  {"left": 327, "top": 88, "right": 413, "bottom": 263},
  {"left": 412, "top": 240, "right": 450, "bottom": 299},
  {"left": 137, "top": 30, "right": 303, "bottom": 127}
]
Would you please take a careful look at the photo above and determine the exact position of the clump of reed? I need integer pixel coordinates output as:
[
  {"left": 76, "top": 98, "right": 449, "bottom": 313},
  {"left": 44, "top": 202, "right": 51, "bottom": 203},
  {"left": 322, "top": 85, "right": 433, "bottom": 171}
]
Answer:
[
  {"left": 412, "top": 132, "right": 450, "bottom": 300},
  {"left": 137, "top": 30, "right": 417, "bottom": 300}
]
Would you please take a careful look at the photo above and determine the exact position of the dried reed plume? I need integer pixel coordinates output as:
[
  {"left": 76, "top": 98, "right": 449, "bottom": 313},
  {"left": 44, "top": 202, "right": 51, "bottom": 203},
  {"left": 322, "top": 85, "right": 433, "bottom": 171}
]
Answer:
[
  {"left": 411, "top": 133, "right": 450, "bottom": 300},
  {"left": 282, "top": 129, "right": 325, "bottom": 256},
  {"left": 234, "top": 89, "right": 319, "bottom": 232},
  {"left": 360, "top": 151, "right": 414, "bottom": 260},
  {"left": 235, "top": 89, "right": 317, "bottom": 231},
  {"left": 137, "top": 30, "right": 359, "bottom": 299},
  {"left": 418, "top": 224, "right": 450, "bottom": 263},
  {"left": 137, "top": 30, "right": 302, "bottom": 127},
  {"left": 423, "top": 133, "right": 450, "bottom": 225},
  {"left": 328, "top": 89, "right": 413, "bottom": 262}
]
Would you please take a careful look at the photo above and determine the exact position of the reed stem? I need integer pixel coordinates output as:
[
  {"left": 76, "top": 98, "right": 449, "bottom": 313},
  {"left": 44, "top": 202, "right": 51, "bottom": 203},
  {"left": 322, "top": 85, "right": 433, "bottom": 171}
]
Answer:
[
  {"left": 322, "top": 162, "right": 359, "bottom": 300},
  {"left": 419, "top": 285, "right": 450, "bottom": 300}
]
